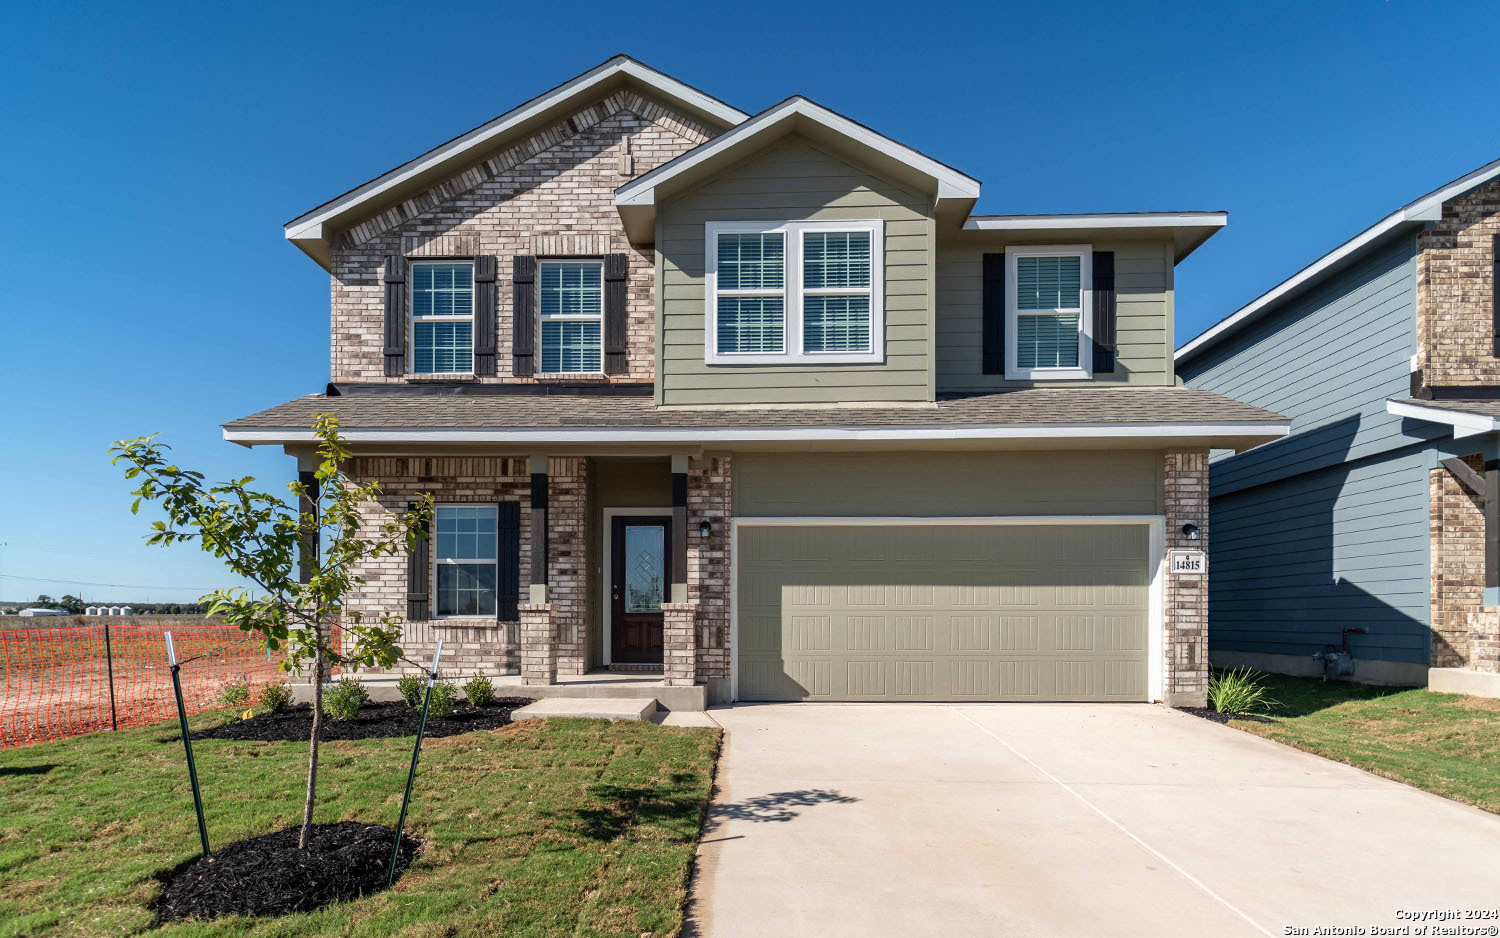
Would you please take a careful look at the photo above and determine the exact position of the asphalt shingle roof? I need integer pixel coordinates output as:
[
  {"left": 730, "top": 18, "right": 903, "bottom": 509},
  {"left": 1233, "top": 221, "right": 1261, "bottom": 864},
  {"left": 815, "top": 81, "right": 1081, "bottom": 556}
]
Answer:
[{"left": 1391, "top": 398, "right": 1500, "bottom": 420}]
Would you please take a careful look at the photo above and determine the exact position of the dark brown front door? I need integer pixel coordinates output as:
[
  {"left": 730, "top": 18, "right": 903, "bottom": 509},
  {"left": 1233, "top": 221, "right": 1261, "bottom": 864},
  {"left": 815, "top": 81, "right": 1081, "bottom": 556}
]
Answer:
[{"left": 611, "top": 516, "right": 670, "bottom": 663}]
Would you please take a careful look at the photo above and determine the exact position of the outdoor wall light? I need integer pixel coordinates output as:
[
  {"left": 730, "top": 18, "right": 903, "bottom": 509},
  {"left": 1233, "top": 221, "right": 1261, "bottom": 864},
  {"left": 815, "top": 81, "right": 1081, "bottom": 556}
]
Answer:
[
  {"left": 699, "top": 520, "right": 712, "bottom": 538},
  {"left": 1181, "top": 522, "right": 1201, "bottom": 541}
]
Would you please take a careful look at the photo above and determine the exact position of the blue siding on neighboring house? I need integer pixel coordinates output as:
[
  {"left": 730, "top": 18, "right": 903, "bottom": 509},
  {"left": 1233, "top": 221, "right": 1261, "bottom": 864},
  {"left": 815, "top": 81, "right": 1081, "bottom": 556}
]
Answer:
[{"left": 1179, "top": 231, "right": 1433, "bottom": 666}]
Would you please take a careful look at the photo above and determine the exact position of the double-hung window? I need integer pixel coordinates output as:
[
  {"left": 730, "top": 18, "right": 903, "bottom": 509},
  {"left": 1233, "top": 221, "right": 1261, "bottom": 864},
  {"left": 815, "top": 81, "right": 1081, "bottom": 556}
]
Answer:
[
  {"left": 539, "top": 260, "right": 603, "bottom": 373},
  {"left": 706, "top": 219, "right": 883, "bottom": 364},
  {"left": 410, "top": 261, "right": 475, "bottom": 374},
  {"left": 434, "top": 505, "right": 496, "bottom": 617},
  {"left": 1006, "top": 246, "right": 1092, "bottom": 380}
]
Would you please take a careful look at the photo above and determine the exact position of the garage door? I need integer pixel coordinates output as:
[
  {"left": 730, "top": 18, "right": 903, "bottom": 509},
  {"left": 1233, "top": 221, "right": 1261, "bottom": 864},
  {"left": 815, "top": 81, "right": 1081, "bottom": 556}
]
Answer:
[{"left": 736, "top": 524, "right": 1150, "bottom": 701}]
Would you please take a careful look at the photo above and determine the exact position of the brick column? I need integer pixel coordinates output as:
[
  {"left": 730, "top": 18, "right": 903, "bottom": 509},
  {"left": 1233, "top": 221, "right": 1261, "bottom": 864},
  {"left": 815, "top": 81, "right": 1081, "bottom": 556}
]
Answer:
[
  {"left": 662, "top": 602, "right": 697, "bottom": 686},
  {"left": 519, "top": 603, "right": 556, "bottom": 686},
  {"left": 689, "top": 456, "right": 733, "bottom": 681},
  {"left": 1164, "top": 451, "right": 1209, "bottom": 707}
]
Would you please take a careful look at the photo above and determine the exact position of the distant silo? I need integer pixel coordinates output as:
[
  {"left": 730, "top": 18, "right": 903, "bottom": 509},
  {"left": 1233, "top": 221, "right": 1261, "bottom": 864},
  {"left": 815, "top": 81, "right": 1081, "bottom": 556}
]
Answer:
[{"left": 86, "top": 606, "right": 100, "bottom": 616}]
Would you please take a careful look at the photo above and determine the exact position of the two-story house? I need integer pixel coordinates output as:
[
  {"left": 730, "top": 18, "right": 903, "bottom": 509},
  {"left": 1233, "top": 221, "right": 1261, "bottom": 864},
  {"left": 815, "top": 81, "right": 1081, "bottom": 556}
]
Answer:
[
  {"left": 1178, "top": 156, "right": 1500, "bottom": 699},
  {"left": 226, "top": 56, "right": 1287, "bottom": 708}
]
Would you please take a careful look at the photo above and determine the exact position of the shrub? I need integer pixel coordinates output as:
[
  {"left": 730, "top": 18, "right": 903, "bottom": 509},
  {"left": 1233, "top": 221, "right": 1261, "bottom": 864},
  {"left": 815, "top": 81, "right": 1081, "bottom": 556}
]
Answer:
[
  {"left": 429, "top": 682, "right": 458, "bottom": 718},
  {"left": 396, "top": 673, "right": 425, "bottom": 708},
  {"left": 323, "top": 678, "right": 370, "bottom": 722},
  {"left": 464, "top": 673, "right": 495, "bottom": 707},
  {"left": 1207, "top": 667, "right": 1279, "bottom": 715},
  {"left": 259, "top": 682, "right": 293, "bottom": 712},
  {"left": 218, "top": 680, "right": 250, "bottom": 708}
]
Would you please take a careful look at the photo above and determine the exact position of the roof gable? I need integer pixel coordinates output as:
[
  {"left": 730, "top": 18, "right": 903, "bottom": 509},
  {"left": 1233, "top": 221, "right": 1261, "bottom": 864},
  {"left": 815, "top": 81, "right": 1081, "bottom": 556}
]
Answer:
[{"left": 284, "top": 56, "right": 748, "bottom": 268}]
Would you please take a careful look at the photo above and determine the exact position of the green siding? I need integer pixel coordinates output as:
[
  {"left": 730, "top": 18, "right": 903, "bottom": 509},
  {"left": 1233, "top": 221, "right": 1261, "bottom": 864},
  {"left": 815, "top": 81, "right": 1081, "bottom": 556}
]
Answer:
[
  {"left": 737, "top": 524, "right": 1150, "bottom": 701},
  {"left": 935, "top": 241, "right": 1176, "bottom": 391},
  {"left": 733, "top": 451, "right": 1163, "bottom": 518},
  {"left": 656, "top": 136, "right": 934, "bottom": 405}
]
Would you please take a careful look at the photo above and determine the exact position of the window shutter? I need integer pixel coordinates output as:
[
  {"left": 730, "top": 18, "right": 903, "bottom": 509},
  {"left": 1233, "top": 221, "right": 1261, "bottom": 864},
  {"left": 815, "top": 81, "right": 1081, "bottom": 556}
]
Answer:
[
  {"left": 603, "top": 252, "right": 629, "bottom": 375},
  {"left": 512, "top": 255, "right": 536, "bottom": 376},
  {"left": 1492, "top": 234, "right": 1500, "bottom": 356},
  {"left": 405, "top": 502, "right": 429, "bottom": 622},
  {"left": 982, "top": 252, "right": 1005, "bottom": 374},
  {"left": 1092, "top": 251, "right": 1117, "bottom": 373},
  {"left": 496, "top": 501, "right": 520, "bottom": 622},
  {"left": 474, "top": 255, "right": 498, "bottom": 375},
  {"left": 384, "top": 256, "right": 406, "bottom": 376}
]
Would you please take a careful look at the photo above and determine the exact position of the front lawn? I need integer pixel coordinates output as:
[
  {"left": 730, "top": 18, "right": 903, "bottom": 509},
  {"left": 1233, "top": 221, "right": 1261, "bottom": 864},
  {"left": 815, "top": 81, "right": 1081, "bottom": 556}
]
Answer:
[
  {"left": 1222, "top": 673, "right": 1500, "bottom": 813},
  {"left": 0, "top": 710, "right": 719, "bottom": 937}
]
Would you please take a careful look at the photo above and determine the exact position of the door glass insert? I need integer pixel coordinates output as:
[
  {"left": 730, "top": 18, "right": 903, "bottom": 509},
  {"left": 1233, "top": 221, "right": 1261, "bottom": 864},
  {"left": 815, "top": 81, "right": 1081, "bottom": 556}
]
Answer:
[{"left": 624, "top": 524, "right": 666, "bottom": 613}]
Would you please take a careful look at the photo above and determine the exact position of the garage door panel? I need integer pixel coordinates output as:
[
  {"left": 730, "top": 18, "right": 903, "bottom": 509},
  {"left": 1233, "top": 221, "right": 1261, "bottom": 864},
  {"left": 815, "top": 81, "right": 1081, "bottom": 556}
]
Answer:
[{"left": 738, "top": 524, "right": 1151, "bottom": 702}]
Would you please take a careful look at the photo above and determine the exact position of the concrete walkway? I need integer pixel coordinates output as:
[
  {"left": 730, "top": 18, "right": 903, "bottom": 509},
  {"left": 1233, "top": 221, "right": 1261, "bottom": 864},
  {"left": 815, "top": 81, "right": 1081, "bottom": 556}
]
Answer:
[{"left": 686, "top": 703, "right": 1500, "bottom": 938}]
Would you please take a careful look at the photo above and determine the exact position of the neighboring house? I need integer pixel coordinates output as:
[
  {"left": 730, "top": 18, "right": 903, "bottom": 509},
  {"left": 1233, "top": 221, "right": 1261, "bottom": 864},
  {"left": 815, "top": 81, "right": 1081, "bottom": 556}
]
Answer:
[
  {"left": 225, "top": 56, "right": 1286, "bottom": 707},
  {"left": 1177, "top": 157, "right": 1500, "bottom": 698}
]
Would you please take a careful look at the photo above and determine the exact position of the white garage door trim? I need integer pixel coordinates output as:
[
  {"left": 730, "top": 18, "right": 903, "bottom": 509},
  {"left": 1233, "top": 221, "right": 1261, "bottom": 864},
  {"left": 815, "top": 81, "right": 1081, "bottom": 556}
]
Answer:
[{"left": 729, "top": 516, "right": 1168, "bottom": 703}]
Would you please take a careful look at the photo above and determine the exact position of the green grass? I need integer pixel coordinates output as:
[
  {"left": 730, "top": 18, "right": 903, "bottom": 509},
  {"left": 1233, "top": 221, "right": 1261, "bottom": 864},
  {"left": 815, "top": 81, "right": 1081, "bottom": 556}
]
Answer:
[
  {"left": 1224, "top": 673, "right": 1500, "bottom": 813},
  {"left": 0, "top": 709, "right": 720, "bottom": 938}
]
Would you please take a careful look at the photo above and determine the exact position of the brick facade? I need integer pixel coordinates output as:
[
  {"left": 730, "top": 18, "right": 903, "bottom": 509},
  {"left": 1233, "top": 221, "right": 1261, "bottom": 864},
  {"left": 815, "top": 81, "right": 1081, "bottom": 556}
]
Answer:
[
  {"left": 1429, "top": 456, "right": 1500, "bottom": 672},
  {"left": 661, "top": 602, "right": 697, "bottom": 686},
  {"left": 1164, "top": 451, "right": 1210, "bottom": 706},
  {"left": 346, "top": 456, "right": 588, "bottom": 679},
  {"left": 1416, "top": 177, "right": 1500, "bottom": 389},
  {"left": 328, "top": 91, "right": 711, "bottom": 385},
  {"left": 688, "top": 455, "right": 733, "bottom": 681}
]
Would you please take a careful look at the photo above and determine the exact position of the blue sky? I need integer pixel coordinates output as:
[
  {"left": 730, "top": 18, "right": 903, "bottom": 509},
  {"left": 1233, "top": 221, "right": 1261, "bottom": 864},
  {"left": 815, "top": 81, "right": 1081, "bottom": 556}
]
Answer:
[{"left": 2, "top": 0, "right": 1498, "bottom": 604}]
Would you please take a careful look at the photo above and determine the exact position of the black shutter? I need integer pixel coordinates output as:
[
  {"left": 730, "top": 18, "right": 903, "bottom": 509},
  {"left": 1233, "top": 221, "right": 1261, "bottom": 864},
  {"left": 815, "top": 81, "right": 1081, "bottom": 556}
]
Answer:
[
  {"left": 1092, "top": 251, "right": 1117, "bottom": 373},
  {"left": 981, "top": 252, "right": 1005, "bottom": 374},
  {"left": 405, "top": 502, "right": 429, "bottom": 622},
  {"left": 496, "top": 501, "right": 520, "bottom": 621},
  {"left": 474, "top": 255, "right": 498, "bottom": 376},
  {"left": 383, "top": 256, "right": 406, "bottom": 376},
  {"left": 1492, "top": 234, "right": 1500, "bottom": 357},
  {"left": 512, "top": 255, "right": 536, "bottom": 376},
  {"left": 603, "top": 252, "right": 629, "bottom": 375}
]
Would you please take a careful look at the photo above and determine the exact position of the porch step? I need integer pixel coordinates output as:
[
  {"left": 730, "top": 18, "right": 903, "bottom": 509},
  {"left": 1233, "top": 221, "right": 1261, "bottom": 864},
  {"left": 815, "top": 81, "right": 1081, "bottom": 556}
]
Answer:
[{"left": 512, "top": 696, "right": 658, "bottom": 722}]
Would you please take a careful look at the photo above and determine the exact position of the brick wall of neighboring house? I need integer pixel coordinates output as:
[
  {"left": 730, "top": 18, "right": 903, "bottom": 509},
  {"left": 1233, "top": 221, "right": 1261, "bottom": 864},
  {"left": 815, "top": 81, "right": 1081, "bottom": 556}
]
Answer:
[
  {"left": 1428, "top": 456, "right": 1500, "bottom": 672},
  {"left": 1416, "top": 177, "right": 1500, "bottom": 388},
  {"left": 328, "top": 91, "right": 713, "bottom": 385},
  {"left": 688, "top": 455, "right": 733, "bottom": 680},
  {"left": 1164, "top": 451, "right": 1210, "bottom": 706},
  {"left": 346, "top": 456, "right": 589, "bottom": 678}
]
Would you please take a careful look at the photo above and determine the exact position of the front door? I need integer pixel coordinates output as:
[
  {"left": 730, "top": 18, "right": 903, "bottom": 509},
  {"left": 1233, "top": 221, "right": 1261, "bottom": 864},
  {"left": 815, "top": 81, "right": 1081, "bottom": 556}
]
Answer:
[{"left": 611, "top": 516, "right": 670, "bottom": 664}]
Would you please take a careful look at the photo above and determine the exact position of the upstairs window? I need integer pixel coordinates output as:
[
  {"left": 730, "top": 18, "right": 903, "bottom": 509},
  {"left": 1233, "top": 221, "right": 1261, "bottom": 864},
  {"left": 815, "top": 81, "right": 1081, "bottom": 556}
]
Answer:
[
  {"left": 434, "top": 505, "right": 496, "bottom": 617},
  {"left": 706, "top": 220, "right": 883, "bottom": 364},
  {"left": 1006, "top": 247, "right": 1092, "bottom": 380},
  {"left": 411, "top": 261, "right": 474, "bottom": 374},
  {"left": 539, "top": 260, "right": 603, "bottom": 373}
]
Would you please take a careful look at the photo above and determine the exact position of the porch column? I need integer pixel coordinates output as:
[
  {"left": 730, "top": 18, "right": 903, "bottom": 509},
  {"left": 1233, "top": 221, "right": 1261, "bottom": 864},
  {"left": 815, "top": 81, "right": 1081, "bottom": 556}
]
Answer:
[
  {"left": 664, "top": 455, "right": 697, "bottom": 686},
  {"left": 1163, "top": 451, "right": 1209, "bottom": 707},
  {"left": 520, "top": 455, "right": 556, "bottom": 685}
]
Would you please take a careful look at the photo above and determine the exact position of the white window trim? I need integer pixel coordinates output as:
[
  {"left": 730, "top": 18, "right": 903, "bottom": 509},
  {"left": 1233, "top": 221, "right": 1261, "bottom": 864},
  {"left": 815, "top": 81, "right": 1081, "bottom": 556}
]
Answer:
[
  {"left": 1005, "top": 245, "right": 1093, "bottom": 381},
  {"left": 705, "top": 219, "right": 885, "bottom": 365},
  {"left": 538, "top": 258, "right": 605, "bottom": 375},
  {"left": 409, "top": 259, "right": 476, "bottom": 376},
  {"left": 432, "top": 503, "right": 498, "bottom": 620}
]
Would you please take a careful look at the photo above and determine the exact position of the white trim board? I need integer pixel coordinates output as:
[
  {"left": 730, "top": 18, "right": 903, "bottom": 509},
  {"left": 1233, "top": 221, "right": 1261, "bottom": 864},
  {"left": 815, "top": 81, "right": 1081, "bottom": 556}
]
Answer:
[
  {"left": 728, "top": 515, "right": 1168, "bottom": 704},
  {"left": 1176, "top": 154, "right": 1500, "bottom": 364},
  {"left": 1386, "top": 399, "right": 1500, "bottom": 439},
  {"left": 600, "top": 507, "right": 673, "bottom": 666},
  {"left": 225, "top": 421, "right": 1290, "bottom": 446},
  {"left": 965, "top": 212, "right": 1226, "bottom": 230}
]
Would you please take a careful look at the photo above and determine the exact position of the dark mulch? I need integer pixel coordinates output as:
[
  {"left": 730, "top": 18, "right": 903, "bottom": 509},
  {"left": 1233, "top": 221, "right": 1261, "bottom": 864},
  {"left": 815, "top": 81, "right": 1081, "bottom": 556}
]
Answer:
[
  {"left": 1181, "top": 706, "right": 1276, "bottom": 725},
  {"left": 198, "top": 699, "right": 533, "bottom": 742},
  {"left": 156, "top": 821, "right": 419, "bottom": 921}
]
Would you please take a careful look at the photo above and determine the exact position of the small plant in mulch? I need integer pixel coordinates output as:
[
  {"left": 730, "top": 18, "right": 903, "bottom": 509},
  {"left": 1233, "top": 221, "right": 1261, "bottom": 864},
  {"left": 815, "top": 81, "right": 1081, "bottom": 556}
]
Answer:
[
  {"left": 464, "top": 673, "right": 496, "bottom": 707},
  {"left": 259, "top": 682, "right": 293, "bottom": 712},
  {"left": 154, "top": 821, "right": 419, "bottom": 922},
  {"left": 217, "top": 680, "right": 251, "bottom": 708},
  {"left": 396, "top": 673, "right": 425, "bottom": 707},
  {"left": 1185, "top": 667, "right": 1280, "bottom": 724},
  {"left": 199, "top": 698, "right": 534, "bottom": 743},
  {"left": 428, "top": 682, "right": 458, "bottom": 718},
  {"left": 323, "top": 678, "right": 370, "bottom": 722}
]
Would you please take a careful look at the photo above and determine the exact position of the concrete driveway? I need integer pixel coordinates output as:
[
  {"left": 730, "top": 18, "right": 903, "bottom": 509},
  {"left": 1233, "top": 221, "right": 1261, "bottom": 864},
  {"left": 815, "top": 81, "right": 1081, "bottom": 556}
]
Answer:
[{"left": 685, "top": 704, "right": 1500, "bottom": 938}]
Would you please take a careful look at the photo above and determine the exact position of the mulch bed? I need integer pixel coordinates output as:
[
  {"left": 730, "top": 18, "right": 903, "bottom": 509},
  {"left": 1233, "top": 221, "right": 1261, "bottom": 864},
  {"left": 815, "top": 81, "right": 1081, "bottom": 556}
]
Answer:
[
  {"left": 156, "top": 821, "right": 418, "bottom": 921},
  {"left": 1182, "top": 706, "right": 1276, "bottom": 725},
  {"left": 198, "top": 699, "right": 533, "bottom": 742}
]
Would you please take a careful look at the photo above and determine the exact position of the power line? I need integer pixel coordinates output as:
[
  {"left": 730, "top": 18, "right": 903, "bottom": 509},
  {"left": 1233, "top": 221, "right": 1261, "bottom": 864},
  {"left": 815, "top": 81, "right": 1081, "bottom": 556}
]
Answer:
[{"left": 0, "top": 572, "right": 223, "bottom": 591}]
